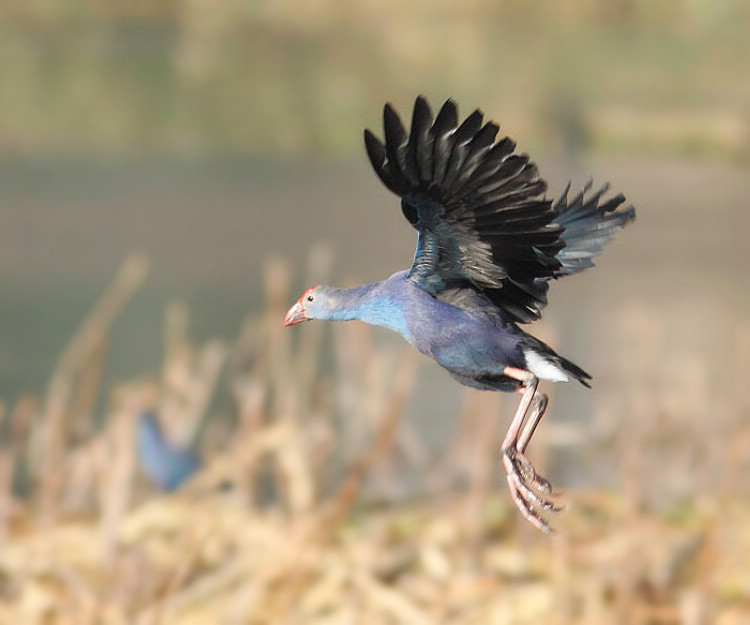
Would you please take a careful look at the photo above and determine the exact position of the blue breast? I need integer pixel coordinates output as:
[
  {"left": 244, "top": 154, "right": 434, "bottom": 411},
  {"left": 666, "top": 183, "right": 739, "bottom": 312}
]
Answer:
[{"left": 372, "top": 276, "right": 526, "bottom": 378}]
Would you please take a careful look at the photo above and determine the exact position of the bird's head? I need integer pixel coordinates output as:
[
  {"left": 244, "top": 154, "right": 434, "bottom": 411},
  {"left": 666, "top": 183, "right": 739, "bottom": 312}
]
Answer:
[{"left": 283, "top": 286, "right": 339, "bottom": 325}]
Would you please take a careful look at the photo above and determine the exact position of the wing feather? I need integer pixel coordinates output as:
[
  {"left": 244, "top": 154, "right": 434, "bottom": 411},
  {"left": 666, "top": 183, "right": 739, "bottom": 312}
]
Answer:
[
  {"left": 383, "top": 104, "right": 413, "bottom": 189},
  {"left": 407, "top": 96, "right": 434, "bottom": 184},
  {"left": 364, "top": 129, "right": 402, "bottom": 195},
  {"left": 442, "top": 110, "right": 486, "bottom": 191},
  {"left": 431, "top": 100, "right": 459, "bottom": 186}
]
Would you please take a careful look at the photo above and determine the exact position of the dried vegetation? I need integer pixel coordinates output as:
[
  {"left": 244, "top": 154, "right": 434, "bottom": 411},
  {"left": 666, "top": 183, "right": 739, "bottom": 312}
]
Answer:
[{"left": 0, "top": 251, "right": 749, "bottom": 624}]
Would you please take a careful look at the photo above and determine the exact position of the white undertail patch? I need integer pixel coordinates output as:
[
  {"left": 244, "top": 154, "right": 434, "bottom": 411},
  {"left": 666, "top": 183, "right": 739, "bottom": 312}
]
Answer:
[{"left": 523, "top": 349, "right": 570, "bottom": 382}]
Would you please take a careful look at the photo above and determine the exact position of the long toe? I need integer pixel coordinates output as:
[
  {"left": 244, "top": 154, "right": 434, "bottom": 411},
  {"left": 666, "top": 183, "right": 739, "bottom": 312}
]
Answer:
[
  {"left": 515, "top": 452, "right": 560, "bottom": 496},
  {"left": 506, "top": 474, "right": 554, "bottom": 534},
  {"left": 505, "top": 467, "right": 556, "bottom": 510},
  {"left": 502, "top": 446, "right": 566, "bottom": 532}
]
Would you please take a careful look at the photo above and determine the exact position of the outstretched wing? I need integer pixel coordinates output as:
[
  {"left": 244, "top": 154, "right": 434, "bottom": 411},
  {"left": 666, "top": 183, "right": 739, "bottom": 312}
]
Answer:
[
  {"left": 553, "top": 180, "right": 635, "bottom": 276},
  {"left": 364, "top": 96, "right": 634, "bottom": 323}
]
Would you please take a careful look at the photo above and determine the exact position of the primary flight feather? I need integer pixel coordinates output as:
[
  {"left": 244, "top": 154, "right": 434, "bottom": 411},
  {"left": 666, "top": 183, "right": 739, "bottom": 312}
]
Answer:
[{"left": 285, "top": 96, "right": 635, "bottom": 532}]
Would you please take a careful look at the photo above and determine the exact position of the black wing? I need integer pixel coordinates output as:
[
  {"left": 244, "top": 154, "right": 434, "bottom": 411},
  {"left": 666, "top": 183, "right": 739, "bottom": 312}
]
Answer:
[
  {"left": 553, "top": 180, "right": 635, "bottom": 277},
  {"left": 364, "top": 96, "right": 634, "bottom": 323}
]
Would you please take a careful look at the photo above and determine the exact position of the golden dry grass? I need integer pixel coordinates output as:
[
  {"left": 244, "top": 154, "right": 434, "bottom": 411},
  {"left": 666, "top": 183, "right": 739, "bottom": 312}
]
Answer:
[{"left": 0, "top": 253, "right": 749, "bottom": 624}]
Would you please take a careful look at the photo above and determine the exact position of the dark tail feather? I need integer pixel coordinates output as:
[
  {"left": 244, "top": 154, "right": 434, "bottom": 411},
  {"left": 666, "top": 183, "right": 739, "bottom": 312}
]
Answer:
[
  {"left": 553, "top": 180, "right": 635, "bottom": 277},
  {"left": 556, "top": 353, "right": 592, "bottom": 388}
]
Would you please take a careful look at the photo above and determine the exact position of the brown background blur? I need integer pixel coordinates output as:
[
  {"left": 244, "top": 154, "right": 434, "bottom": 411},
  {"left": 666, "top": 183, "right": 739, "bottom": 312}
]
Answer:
[
  {"left": 1, "top": 1, "right": 750, "bottom": 622},
  {"left": 2, "top": 1, "right": 748, "bottom": 393},
  {"left": 2, "top": 0, "right": 748, "bottom": 477}
]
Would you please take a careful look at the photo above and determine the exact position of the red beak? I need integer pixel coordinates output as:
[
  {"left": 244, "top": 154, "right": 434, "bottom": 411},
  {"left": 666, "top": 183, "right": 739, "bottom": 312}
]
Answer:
[{"left": 283, "top": 299, "right": 307, "bottom": 326}]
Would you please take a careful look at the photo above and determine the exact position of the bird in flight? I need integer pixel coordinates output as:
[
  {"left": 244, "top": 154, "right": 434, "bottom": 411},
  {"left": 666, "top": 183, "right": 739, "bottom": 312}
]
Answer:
[{"left": 284, "top": 96, "right": 635, "bottom": 533}]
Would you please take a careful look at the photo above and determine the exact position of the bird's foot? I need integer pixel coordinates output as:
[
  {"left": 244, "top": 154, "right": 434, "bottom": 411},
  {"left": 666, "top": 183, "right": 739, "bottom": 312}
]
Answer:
[{"left": 502, "top": 445, "right": 565, "bottom": 534}]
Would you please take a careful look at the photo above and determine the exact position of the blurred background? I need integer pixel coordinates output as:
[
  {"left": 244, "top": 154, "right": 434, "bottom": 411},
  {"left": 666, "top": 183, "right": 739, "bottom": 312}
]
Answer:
[{"left": 1, "top": 1, "right": 749, "bottom": 623}]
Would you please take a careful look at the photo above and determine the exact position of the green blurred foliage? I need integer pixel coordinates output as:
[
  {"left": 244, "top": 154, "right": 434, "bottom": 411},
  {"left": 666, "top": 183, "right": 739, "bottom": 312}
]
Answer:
[{"left": 0, "top": 0, "right": 748, "bottom": 156}]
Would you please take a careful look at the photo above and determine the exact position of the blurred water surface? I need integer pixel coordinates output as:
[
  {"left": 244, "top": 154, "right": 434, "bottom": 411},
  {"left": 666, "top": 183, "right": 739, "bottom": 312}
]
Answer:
[
  {"left": 2, "top": 4, "right": 750, "bottom": 621},
  {"left": 1, "top": 0, "right": 749, "bottom": 496},
  {"left": 1, "top": 152, "right": 748, "bottom": 416}
]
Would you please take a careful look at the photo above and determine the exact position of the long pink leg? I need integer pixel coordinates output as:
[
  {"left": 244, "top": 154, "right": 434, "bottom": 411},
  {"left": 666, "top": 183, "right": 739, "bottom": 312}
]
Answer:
[
  {"left": 500, "top": 367, "right": 564, "bottom": 533},
  {"left": 515, "top": 392, "right": 561, "bottom": 496},
  {"left": 518, "top": 392, "right": 548, "bottom": 454}
]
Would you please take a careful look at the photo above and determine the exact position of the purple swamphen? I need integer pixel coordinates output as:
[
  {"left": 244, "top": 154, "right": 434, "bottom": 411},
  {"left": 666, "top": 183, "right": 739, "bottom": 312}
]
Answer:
[
  {"left": 136, "top": 412, "right": 201, "bottom": 492},
  {"left": 284, "top": 97, "right": 635, "bottom": 533}
]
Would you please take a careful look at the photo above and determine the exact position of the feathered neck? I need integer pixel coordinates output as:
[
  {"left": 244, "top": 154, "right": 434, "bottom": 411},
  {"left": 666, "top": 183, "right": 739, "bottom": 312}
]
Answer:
[{"left": 316, "top": 280, "right": 410, "bottom": 338}]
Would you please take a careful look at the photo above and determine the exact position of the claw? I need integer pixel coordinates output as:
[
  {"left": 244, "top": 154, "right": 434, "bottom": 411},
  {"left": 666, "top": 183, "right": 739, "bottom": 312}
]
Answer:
[
  {"left": 516, "top": 453, "right": 536, "bottom": 481},
  {"left": 506, "top": 475, "right": 554, "bottom": 534},
  {"left": 505, "top": 458, "right": 552, "bottom": 509},
  {"left": 516, "top": 452, "right": 555, "bottom": 495},
  {"left": 532, "top": 474, "right": 554, "bottom": 495},
  {"left": 502, "top": 445, "right": 566, "bottom": 531}
]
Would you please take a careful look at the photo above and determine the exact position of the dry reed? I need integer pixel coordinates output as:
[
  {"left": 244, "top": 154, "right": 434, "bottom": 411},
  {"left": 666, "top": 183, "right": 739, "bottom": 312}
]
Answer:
[{"left": 0, "top": 252, "right": 748, "bottom": 625}]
